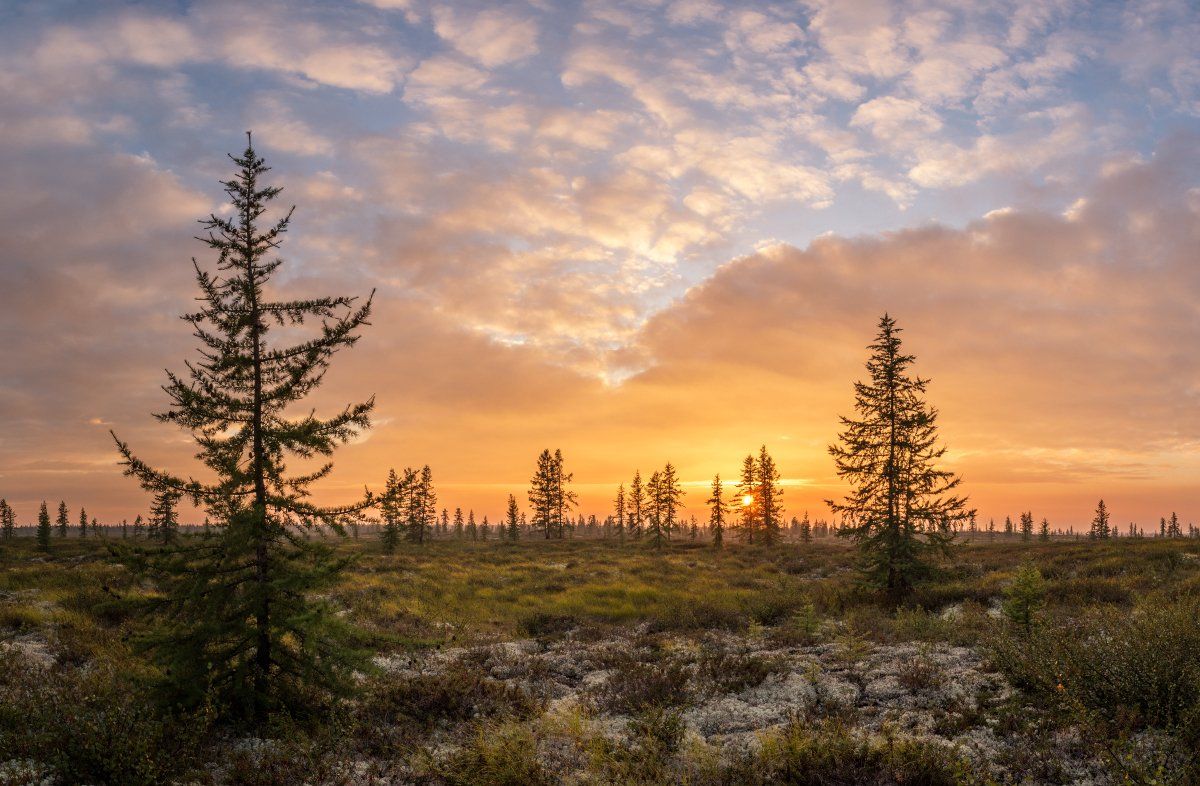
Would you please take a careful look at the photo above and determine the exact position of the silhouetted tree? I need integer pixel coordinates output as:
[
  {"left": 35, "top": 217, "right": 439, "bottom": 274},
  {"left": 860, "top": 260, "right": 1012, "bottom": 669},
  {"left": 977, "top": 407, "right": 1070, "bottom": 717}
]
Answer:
[
  {"left": 646, "top": 470, "right": 665, "bottom": 549},
  {"left": 380, "top": 468, "right": 403, "bottom": 554},
  {"left": 56, "top": 501, "right": 69, "bottom": 538},
  {"left": 111, "top": 136, "right": 373, "bottom": 723},
  {"left": 707, "top": 474, "right": 729, "bottom": 548},
  {"left": 37, "top": 502, "right": 51, "bottom": 551},
  {"left": 660, "top": 462, "right": 683, "bottom": 542},
  {"left": 628, "top": 471, "right": 645, "bottom": 539},
  {"left": 0, "top": 500, "right": 14, "bottom": 540},
  {"left": 453, "top": 507, "right": 464, "bottom": 538},
  {"left": 79, "top": 506, "right": 89, "bottom": 539},
  {"left": 613, "top": 483, "right": 626, "bottom": 542},
  {"left": 737, "top": 454, "right": 758, "bottom": 543},
  {"left": 505, "top": 494, "right": 520, "bottom": 541},
  {"left": 1089, "top": 499, "right": 1110, "bottom": 539},
  {"left": 1019, "top": 511, "right": 1033, "bottom": 541},
  {"left": 149, "top": 489, "right": 181, "bottom": 545},
  {"left": 828, "top": 314, "right": 968, "bottom": 601},
  {"left": 1039, "top": 517, "right": 1050, "bottom": 541},
  {"left": 757, "top": 446, "right": 784, "bottom": 546}
]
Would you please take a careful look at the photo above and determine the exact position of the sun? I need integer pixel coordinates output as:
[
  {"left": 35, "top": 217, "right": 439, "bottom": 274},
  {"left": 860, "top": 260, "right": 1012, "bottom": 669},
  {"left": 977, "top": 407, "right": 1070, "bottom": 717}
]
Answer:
[{"left": 742, "top": 494, "right": 753, "bottom": 507}]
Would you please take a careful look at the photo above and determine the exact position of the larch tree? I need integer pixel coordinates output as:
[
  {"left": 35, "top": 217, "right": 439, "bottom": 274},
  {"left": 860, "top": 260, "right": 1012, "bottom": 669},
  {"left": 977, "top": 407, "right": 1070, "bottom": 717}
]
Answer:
[
  {"left": 646, "top": 470, "right": 665, "bottom": 549},
  {"left": 1089, "top": 499, "right": 1111, "bottom": 539},
  {"left": 56, "top": 501, "right": 69, "bottom": 538},
  {"left": 613, "top": 483, "right": 626, "bottom": 542},
  {"left": 505, "top": 494, "right": 520, "bottom": 541},
  {"left": 149, "top": 489, "right": 181, "bottom": 545},
  {"left": 79, "top": 506, "right": 88, "bottom": 539},
  {"left": 660, "top": 463, "right": 684, "bottom": 542},
  {"left": 453, "top": 507, "right": 464, "bottom": 538},
  {"left": 0, "top": 499, "right": 14, "bottom": 540},
  {"left": 1039, "top": 517, "right": 1050, "bottom": 541},
  {"left": 757, "top": 446, "right": 784, "bottom": 546},
  {"left": 380, "top": 468, "right": 403, "bottom": 554},
  {"left": 737, "top": 454, "right": 758, "bottom": 543},
  {"left": 827, "top": 314, "right": 970, "bottom": 601},
  {"left": 707, "top": 474, "right": 729, "bottom": 548},
  {"left": 111, "top": 136, "right": 374, "bottom": 723},
  {"left": 37, "top": 502, "right": 51, "bottom": 551},
  {"left": 628, "top": 471, "right": 645, "bottom": 539},
  {"left": 1019, "top": 511, "right": 1034, "bottom": 541}
]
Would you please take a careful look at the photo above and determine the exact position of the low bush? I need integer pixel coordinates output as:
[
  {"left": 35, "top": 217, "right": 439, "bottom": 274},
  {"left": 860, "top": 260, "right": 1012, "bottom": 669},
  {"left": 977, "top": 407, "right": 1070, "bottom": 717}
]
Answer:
[
  {"left": 725, "top": 718, "right": 977, "bottom": 785},
  {"left": 590, "top": 656, "right": 693, "bottom": 715}
]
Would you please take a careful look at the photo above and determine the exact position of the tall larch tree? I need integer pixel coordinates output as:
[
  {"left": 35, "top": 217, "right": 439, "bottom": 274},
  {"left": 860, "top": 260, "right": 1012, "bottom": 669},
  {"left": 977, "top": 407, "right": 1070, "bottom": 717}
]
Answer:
[
  {"left": 707, "top": 474, "right": 729, "bottom": 548},
  {"left": 827, "top": 314, "right": 969, "bottom": 601},
  {"left": 660, "top": 463, "right": 684, "bottom": 542},
  {"left": 757, "top": 446, "right": 784, "bottom": 546},
  {"left": 737, "top": 454, "right": 758, "bottom": 543},
  {"left": 149, "top": 489, "right": 181, "bottom": 544},
  {"left": 380, "top": 468, "right": 403, "bottom": 554},
  {"left": 1089, "top": 499, "right": 1111, "bottom": 539},
  {"left": 628, "top": 471, "right": 645, "bottom": 539},
  {"left": 0, "top": 500, "right": 14, "bottom": 540},
  {"left": 79, "top": 506, "right": 88, "bottom": 539},
  {"left": 613, "top": 483, "right": 626, "bottom": 542},
  {"left": 1019, "top": 511, "right": 1034, "bottom": 541},
  {"left": 56, "top": 501, "right": 69, "bottom": 538},
  {"left": 111, "top": 136, "right": 374, "bottom": 723},
  {"left": 37, "top": 502, "right": 51, "bottom": 551},
  {"left": 646, "top": 470, "right": 665, "bottom": 549},
  {"left": 505, "top": 494, "right": 520, "bottom": 541}
]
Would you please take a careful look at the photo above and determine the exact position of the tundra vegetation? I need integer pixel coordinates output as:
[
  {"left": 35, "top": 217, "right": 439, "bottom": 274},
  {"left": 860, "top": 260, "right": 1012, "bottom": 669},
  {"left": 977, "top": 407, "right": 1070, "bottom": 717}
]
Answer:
[{"left": 1, "top": 145, "right": 1198, "bottom": 785}]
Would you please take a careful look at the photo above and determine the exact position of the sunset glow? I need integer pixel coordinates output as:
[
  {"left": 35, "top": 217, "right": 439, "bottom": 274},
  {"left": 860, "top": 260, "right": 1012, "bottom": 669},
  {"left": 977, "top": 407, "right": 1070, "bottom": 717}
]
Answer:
[{"left": 1, "top": 1, "right": 1199, "bottom": 532}]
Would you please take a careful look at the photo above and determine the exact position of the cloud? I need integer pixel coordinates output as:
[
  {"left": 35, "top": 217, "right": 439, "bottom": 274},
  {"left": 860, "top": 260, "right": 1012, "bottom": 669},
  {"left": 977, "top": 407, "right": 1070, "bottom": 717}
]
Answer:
[{"left": 431, "top": 5, "right": 540, "bottom": 68}]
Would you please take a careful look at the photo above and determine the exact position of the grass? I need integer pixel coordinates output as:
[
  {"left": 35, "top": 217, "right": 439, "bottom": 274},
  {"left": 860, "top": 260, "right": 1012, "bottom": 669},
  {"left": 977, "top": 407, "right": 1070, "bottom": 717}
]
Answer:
[{"left": 0, "top": 533, "right": 1198, "bottom": 783}]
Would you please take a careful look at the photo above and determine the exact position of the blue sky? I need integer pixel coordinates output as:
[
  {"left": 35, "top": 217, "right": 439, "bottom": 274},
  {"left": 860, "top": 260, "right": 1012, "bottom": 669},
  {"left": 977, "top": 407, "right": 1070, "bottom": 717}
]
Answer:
[{"left": 2, "top": 0, "right": 1200, "bottom": 524}]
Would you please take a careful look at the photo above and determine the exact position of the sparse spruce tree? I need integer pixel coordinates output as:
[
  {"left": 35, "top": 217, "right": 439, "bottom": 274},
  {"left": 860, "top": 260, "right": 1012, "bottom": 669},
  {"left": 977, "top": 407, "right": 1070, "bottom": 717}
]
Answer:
[
  {"left": 79, "top": 506, "right": 88, "bottom": 539},
  {"left": 1089, "top": 499, "right": 1111, "bottom": 540},
  {"left": 149, "top": 489, "right": 181, "bottom": 545},
  {"left": 1039, "top": 517, "right": 1050, "bottom": 541},
  {"left": 132, "top": 513, "right": 145, "bottom": 538},
  {"left": 660, "top": 463, "right": 684, "bottom": 542},
  {"left": 453, "top": 507, "right": 464, "bottom": 539},
  {"left": 707, "top": 474, "right": 729, "bottom": 548},
  {"left": 111, "top": 137, "right": 374, "bottom": 723},
  {"left": 380, "top": 468, "right": 403, "bottom": 554},
  {"left": 827, "top": 315, "right": 969, "bottom": 600},
  {"left": 799, "top": 512, "right": 812, "bottom": 544},
  {"left": 757, "top": 446, "right": 784, "bottom": 546},
  {"left": 1002, "top": 563, "right": 1046, "bottom": 633},
  {"left": 646, "top": 470, "right": 665, "bottom": 549},
  {"left": 37, "top": 501, "right": 51, "bottom": 551},
  {"left": 56, "top": 501, "right": 69, "bottom": 538},
  {"left": 0, "top": 500, "right": 14, "bottom": 540},
  {"left": 466, "top": 510, "right": 477, "bottom": 541},
  {"left": 628, "top": 471, "right": 645, "bottom": 539},
  {"left": 1019, "top": 511, "right": 1033, "bottom": 541},
  {"left": 613, "top": 484, "right": 626, "bottom": 542},
  {"left": 1169, "top": 511, "right": 1181, "bottom": 538},
  {"left": 505, "top": 494, "right": 520, "bottom": 541},
  {"left": 737, "top": 454, "right": 759, "bottom": 543}
]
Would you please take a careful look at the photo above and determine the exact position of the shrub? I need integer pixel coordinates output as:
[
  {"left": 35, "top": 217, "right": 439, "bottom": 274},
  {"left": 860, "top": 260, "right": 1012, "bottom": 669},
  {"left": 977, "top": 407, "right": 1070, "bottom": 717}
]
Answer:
[
  {"left": 437, "top": 722, "right": 552, "bottom": 786},
  {"left": 0, "top": 652, "right": 207, "bottom": 786},
  {"left": 590, "top": 656, "right": 692, "bottom": 715},
  {"left": 695, "top": 648, "right": 785, "bottom": 695},
  {"left": 989, "top": 598, "right": 1200, "bottom": 742},
  {"left": 356, "top": 664, "right": 540, "bottom": 753},
  {"left": 1001, "top": 563, "right": 1046, "bottom": 632},
  {"left": 730, "top": 718, "right": 976, "bottom": 785}
]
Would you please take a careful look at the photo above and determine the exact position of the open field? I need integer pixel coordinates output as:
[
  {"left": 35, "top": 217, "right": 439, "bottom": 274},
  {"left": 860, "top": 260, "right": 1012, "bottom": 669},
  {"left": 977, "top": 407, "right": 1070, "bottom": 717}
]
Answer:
[{"left": 1, "top": 535, "right": 1198, "bottom": 784}]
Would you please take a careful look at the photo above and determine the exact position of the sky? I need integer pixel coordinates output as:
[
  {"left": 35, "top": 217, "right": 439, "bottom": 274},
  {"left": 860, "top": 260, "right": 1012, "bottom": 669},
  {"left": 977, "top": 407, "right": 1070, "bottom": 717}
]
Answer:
[{"left": 1, "top": 0, "right": 1199, "bottom": 530}]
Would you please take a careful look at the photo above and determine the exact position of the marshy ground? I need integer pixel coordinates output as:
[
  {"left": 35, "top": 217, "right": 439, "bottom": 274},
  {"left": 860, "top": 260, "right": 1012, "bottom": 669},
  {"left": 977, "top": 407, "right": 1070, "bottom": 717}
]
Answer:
[{"left": 1, "top": 535, "right": 1198, "bottom": 784}]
